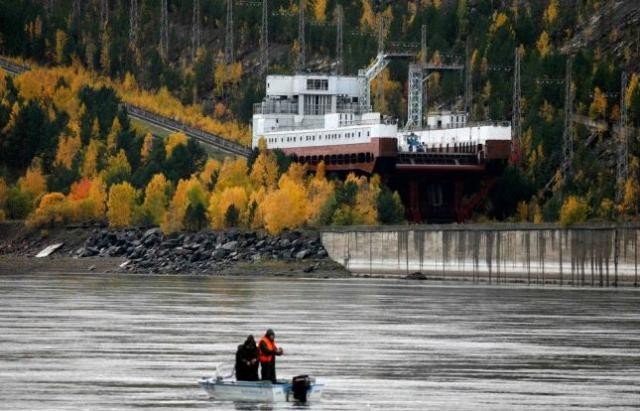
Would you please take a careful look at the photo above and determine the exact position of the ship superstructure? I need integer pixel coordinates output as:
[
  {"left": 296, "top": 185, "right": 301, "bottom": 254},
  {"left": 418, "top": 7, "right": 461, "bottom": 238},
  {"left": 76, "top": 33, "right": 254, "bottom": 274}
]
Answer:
[{"left": 251, "top": 59, "right": 513, "bottom": 222}]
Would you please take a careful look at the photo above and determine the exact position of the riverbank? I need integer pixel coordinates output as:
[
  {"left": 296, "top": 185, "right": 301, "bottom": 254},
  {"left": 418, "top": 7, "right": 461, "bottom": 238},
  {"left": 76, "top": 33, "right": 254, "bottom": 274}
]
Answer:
[{"left": 0, "top": 222, "right": 349, "bottom": 278}]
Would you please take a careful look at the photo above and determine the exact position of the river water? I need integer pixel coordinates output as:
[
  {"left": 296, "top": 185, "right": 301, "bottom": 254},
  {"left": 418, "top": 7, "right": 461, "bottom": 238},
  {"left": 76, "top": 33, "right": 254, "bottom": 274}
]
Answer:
[{"left": 1, "top": 273, "right": 639, "bottom": 410}]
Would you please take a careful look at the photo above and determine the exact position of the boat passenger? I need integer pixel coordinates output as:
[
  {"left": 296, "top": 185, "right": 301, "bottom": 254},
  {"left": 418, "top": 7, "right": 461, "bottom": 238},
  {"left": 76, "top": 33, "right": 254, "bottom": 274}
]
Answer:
[
  {"left": 258, "top": 329, "right": 283, "bottom": 383},
  {"left": 235, "top": 335, "right": 259, "bottom": 381}
]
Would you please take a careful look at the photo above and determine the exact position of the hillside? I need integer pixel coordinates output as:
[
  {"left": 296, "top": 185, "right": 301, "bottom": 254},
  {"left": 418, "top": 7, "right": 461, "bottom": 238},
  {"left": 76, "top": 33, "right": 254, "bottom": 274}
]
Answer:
[{"left": 1, "top": 0, "right": 640, "bottom": 223}]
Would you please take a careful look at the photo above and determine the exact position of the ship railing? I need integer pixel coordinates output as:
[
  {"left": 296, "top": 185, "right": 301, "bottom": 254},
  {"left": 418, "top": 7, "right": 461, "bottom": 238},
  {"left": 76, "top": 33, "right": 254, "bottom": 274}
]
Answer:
[
  {"left": 418, "top": 120, "right": 511, "bottom": 131},
  {"left": 254, "top": 101, "right": 299, "bottom": 115}
]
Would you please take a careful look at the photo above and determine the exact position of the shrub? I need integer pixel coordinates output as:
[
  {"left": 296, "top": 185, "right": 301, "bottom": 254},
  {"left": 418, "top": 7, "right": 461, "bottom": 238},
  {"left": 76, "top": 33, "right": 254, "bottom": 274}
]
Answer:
[{"left": 559, "top": 196, "right": 589, "bottom": 227}]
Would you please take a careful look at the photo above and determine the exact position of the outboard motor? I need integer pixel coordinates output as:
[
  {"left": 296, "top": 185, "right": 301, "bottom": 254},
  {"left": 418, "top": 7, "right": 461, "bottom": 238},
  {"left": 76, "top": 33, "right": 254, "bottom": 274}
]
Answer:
[{"left": 291, "top": 375, "right": 311, "bottom": 403}]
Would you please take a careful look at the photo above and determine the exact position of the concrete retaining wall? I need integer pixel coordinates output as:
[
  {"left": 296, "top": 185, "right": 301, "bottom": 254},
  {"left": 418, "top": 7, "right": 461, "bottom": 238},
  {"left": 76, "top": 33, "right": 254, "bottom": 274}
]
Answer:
[{"left": 321, "top": 224, "right": 640, "bottom": 286}]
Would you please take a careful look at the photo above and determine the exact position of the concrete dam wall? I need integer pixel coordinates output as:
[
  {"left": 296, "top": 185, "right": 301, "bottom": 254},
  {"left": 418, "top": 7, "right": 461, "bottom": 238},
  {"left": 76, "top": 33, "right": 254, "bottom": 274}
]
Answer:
[{"left": 321, "top": 224, "right": 640, "bottom": 286}]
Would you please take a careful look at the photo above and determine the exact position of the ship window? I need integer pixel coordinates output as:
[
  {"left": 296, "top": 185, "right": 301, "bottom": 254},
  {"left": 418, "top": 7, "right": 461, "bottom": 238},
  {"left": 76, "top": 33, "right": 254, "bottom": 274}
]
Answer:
[
  {"left": 358, "top": 132, "right": 361, "bottom": 138},
  {"left": 307, "top": 79, "right": 328, "bottom": 90}
]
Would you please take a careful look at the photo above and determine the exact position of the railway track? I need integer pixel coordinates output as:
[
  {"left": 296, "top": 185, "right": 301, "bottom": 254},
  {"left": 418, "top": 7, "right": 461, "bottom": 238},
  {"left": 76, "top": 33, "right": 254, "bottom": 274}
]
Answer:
[{"left": 0, "top": 56, "right": 251, "bottom": 157}]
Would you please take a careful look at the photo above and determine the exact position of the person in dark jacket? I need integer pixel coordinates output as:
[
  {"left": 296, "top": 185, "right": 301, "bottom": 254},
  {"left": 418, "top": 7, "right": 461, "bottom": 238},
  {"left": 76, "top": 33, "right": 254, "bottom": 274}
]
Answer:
[
  {"left": 235, "top": 335, "right": 259, "bottom": 381},
  {"left": 258, "top": 329, "right": 283, "bottom": 383}
]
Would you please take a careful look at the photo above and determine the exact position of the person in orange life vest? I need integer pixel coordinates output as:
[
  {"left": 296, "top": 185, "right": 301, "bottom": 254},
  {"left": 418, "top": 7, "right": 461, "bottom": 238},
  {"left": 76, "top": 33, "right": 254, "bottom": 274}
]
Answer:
[{"left": 258, "top": 328, "right": 283, "bottom": 383}]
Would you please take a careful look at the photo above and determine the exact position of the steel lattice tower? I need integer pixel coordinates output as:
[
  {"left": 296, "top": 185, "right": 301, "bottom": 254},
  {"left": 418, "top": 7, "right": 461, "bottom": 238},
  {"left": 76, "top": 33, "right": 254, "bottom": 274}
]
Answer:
[
  {"left": 129, "top": 0, "right": 139, "bottom": 47},
  {"left": 562, "top": 58, "right": 574, "bottom": 178},
  {"left": 72, "top": 0, "right": 81, "bottom": 24},
  {"left": 512, "top": 48, "right": 522, "bottom": 156},
  {"left": 377, "top": 14, "right": 384, "bottom": 54},
  {"left": 465, "top": 37, "right": 472, "bottom": 118},
  {"left": 335, "top": 4, "right": 344, "bottom": 75},
  {"left": 100, "top": 0, "right": 109, "bottom": 30},
  {"left": 407, "top": 64, "right": 423, "bottom": 130},
  {"left": 261, "top": 0, "right": 269, "bottom": 75},
  {"left": 616, "top": 71, "right": 629, "bottom": 204},
  {"left": 192, "top": 0, "right": 201, "bottom": 60},
  {"left": 297, "top": 0, "right": 305, "bottom": 71},
  {"left": 225, "top": 0, "right": 234, "bottom": 64},
  {"left": 159, "top": 0, "right": 169, "bottom": 60},
  {"left": 420, "top": 24, "right": 427, "bottom": 65}
]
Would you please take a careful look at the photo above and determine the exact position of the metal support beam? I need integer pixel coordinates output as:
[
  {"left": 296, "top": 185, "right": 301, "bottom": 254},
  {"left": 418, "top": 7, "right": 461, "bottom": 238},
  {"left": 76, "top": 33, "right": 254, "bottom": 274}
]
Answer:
[
  {"left": 297, "top": 0, "right": 305, "bottom": 70},
  {"left": 616, "top": 71, "right": 629, "bottom": 204},
  {"left": 225, "top": 0, "right": 234, "bottom": 64},
  {"left": 407, "top": 63, "right": 423, "bottom": 130},
  {"left": 129, "top": 0, "right": 139, "bottom": 49},
  {"left": 192, "top": 0, "right": 201, "bottom": 61},
  {"left": 335, "top": 4, "right": 344, "bottom": 75},
  {"left": 562, "top": 57, "right": 574, "bottom": 179},
  {"left": 261, "top": 0, "right": 269, "bottom": 76},
  {"left": 159, "top": 0, "right": 168, "bottom": 60},
  {"left": 512, "top": 48, "right": 522, "bottom": 157}
]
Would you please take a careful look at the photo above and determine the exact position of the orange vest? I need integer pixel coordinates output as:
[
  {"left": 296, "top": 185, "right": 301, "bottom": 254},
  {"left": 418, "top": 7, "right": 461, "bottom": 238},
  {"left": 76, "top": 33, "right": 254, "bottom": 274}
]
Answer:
[{"left": 258, "top": 336, "right": 277, "bottom": 363}]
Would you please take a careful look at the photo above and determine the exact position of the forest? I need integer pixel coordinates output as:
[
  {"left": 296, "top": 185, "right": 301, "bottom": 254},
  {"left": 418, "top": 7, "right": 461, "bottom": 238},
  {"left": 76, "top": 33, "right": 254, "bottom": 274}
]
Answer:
[{"left": 1, "top": 0, "right": 640, "bottom": 227}]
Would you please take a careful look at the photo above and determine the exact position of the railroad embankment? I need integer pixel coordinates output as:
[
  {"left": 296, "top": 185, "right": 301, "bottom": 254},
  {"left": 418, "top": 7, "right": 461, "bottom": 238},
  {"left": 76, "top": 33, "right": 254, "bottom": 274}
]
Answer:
[{"left": 322, "top": 224, "right": 640, "bottom": 287}]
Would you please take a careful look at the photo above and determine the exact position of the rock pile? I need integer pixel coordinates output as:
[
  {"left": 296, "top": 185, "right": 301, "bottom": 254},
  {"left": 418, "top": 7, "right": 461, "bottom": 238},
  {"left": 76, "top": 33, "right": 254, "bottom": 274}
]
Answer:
[{"left": 75, "top": 228, "right": 329, "bottom": 274}]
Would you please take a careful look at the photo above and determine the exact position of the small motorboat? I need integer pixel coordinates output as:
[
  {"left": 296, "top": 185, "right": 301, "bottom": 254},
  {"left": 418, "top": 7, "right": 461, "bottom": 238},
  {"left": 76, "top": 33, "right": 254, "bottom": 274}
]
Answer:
[{"left": 198, "top": 366, "right": 324, "bottom": 403}]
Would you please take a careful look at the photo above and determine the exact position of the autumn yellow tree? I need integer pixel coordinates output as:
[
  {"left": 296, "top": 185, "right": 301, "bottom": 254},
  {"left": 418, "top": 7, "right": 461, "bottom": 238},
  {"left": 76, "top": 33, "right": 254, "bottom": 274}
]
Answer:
[
  {"left": 103, "top": 149, "right": 132, "bottom": 185},
  {"left": 306, "top": 162, "right": 335, "bottom": 225},
  {"left": 313, "top": 0, "right": 327, "bottom": 22},
  {"left": 543, "top": 0, "right": 559, "bottom": 26},
  {"left": 589, "top": 87, "right": 607, "bottom": 119},
  {"left": 140, "top": 132, "right": 154, "bottom": 162},
  {"left": 536, "top": 31, "right": 551, "bottom": 58},
  {"left": 165, "top": 132, "right": 188, "bottom": 158},
  {"left": 55, "top": 29, "right": 67, "bottom": 64},
  {"left": 216, "top": 157, "right": 251, "bottom": 192},
  {"left": 18, "top": 159, "right": 47, "bottom": 202},
  {"left": 250, "top": 150, "right": 279, "bottom": 189},
  {"left": 55, "top": 126, "right": 82, "bottom": 169},
  {"left": 27, "top": 192, "right": 70, "bottom": 227},
  {"left": 260, "top": 165, "right": 309, "bottom": 234},
  {"left": 199, "top": 158, "right": 221, "bottom": 189},
  {"left": 107, "top": 182, "right": 137, "bottom": 227},
  {"left": 106, "top": 117, "right": 122, "bottom": 153},
  {"left": 82, "top": 139, "right": 103, "bottom": 178},
  {"left": 208, "top": 186, "right": 249, "bottom": 229},
  {"left": 559, "top": 196, "right": 589, "bottom": 227},
  {"left": 141, "top": 173, "right": 170, "bottom": 226}
]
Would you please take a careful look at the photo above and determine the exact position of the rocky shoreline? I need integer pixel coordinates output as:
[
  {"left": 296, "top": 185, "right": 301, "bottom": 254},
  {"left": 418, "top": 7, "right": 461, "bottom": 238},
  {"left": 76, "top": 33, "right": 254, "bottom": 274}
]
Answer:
[
  {"left": 78, "top": 227, "right": 333, "bottom": 274},
  {"left": 0, "top": 222, "right": 349, "bottom": 277}
]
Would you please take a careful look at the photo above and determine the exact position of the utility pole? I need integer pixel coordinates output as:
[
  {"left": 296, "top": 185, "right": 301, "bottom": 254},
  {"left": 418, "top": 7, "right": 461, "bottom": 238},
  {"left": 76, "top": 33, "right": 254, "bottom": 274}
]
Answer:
[
  {"left": 512, "top": 48, "right": 522, "bottom": 158},
  {"left": 616, "top": 71, "right": 629, "bottom": 205},
  {"left": 297, "top": 0, "right": 305, "bottom": 71},
  {"left": 562, "top": 57, "right": 574, "bottom": 179},
  {"left": 192, "top": 0, "right": 201, "bottom": 61},
  {"left": 261, "top": 0, "right": 269, "bottom": 76},
  {"left": 335, "top": 4, "right": 344, "bottom": 75},
  {"left": 130, "top": 0, "right": 139, "bottom": 49},
  {"left": 159, "top": 0, "right": 169, "bottom": 61},
  {"left": 225, "top": 0, "right": 234, "bottom": 64},
  {"left": 465, "top": 37, "right": 472, "bottom": 118}
]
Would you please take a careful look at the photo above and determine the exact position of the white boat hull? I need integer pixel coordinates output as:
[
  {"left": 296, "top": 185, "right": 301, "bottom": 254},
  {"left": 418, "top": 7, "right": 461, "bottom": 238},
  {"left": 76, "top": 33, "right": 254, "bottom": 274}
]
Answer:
[{"left": 198, "top": 377, "right": 324, "bottom": 402}]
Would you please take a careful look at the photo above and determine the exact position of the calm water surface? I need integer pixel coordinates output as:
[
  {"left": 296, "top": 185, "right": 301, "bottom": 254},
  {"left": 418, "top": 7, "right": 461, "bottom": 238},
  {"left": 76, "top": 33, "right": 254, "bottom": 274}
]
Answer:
[{"left": 1, "top": 273, "right": 639, "bottom": 410}]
